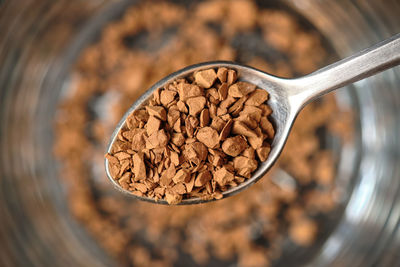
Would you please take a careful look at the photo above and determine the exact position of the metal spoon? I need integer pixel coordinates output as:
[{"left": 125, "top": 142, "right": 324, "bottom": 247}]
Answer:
[{"left": 105, "top": 33, "right": 400, "bottom": 205}]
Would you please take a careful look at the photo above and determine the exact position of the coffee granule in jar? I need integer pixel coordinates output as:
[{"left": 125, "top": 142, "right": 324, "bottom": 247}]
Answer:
[
  {"left": 106, "top": 68, "right": 275, "bottom": 204},
  {"left": 54, "top": 0, "right": 354, "bottom": 266}
]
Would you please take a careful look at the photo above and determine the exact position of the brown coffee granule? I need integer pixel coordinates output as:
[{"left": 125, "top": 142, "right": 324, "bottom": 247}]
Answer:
[
  {"left": 54, "top": 0, "right": 354, "bottom": 266},
  {"left": 106, "top": 68, "right": 274, "bottom": 204},
  {"left": 289, "top": 217, "right": 318, "bottom": 246}
]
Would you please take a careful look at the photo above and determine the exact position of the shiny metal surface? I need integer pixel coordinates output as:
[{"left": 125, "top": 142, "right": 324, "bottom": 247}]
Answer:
[{"left": 105, "top": 35, "right": 400, "bottom": 205}]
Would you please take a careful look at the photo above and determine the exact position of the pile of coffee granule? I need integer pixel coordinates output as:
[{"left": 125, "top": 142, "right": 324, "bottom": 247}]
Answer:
[
  {"left": 54, "top": 0, "right": 354, "bottom": 266},
  {"left": 106, "top": 67, "right": 274, "bottom": 204}
]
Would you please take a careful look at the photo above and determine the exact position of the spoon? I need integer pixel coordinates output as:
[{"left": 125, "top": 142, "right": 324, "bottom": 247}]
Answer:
[{"left": 105, "top": 33, "right": 400, "bottom": 205}]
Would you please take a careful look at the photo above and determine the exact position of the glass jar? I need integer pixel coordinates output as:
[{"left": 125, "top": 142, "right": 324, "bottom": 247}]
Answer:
[{"left": 0, "top": 0, "right": 399, "bottom": 266}]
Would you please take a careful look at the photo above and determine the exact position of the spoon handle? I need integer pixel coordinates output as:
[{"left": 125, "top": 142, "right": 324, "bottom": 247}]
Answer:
[{"left": 290, "top": 33, "right": 400, "bottom": 106}]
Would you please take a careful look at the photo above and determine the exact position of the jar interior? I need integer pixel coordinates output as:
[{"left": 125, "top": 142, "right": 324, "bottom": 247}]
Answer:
[
  {"left": 10, "top": 0, "right": 400, "bottom": 266},
  {"left": 52, "top": 1, "right": 361, "bottom": 266}
]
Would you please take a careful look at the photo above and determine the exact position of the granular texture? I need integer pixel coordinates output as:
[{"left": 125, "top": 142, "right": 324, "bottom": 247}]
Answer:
[
  {"left": 106, "top": 68, "right": 274, "bottom": 204},
  {"left": 54, "top": 0, "right": 353, "bottom": 266}
]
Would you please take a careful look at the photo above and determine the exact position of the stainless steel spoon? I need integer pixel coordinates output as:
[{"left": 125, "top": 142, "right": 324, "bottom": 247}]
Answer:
[{"left": 105, "top": 33, "right": 400, "bottom": 205}]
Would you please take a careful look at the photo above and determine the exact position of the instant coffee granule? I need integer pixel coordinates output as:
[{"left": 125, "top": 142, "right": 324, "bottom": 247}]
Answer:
[
  {"left": 106, "top": 68, "right": 275, "bottom": 204},
  {"left": 54, "top": 0, "right": 354, "bottom": 266}
]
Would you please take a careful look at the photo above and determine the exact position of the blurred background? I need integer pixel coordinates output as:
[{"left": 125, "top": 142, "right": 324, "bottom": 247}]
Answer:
[{"left": 0, "top": 0, "right": 400, "bottom": 266}]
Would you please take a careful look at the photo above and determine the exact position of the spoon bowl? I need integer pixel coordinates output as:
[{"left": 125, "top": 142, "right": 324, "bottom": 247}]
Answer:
[
  {"left": 105, "top": 61, "right": 297, "bottom": 204},
  {"left": 105, "top": 34, "right": 400, "bottom": 205}
]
